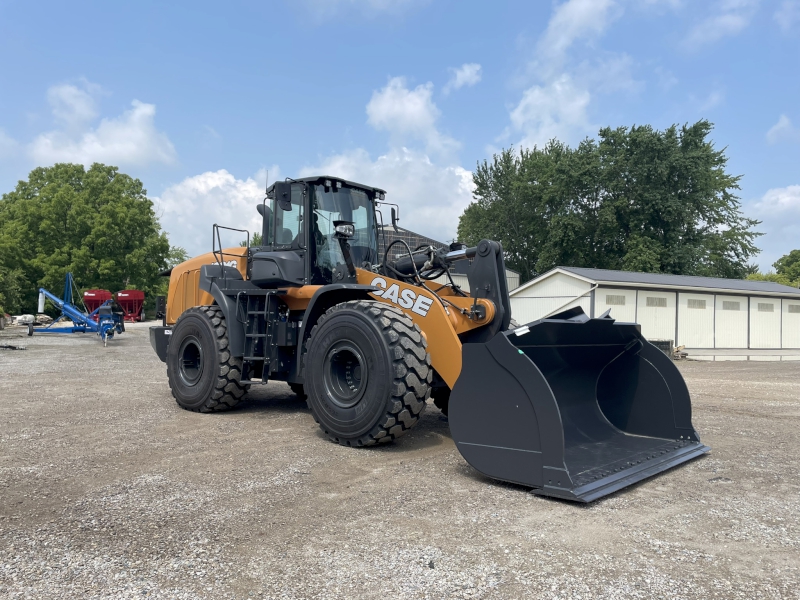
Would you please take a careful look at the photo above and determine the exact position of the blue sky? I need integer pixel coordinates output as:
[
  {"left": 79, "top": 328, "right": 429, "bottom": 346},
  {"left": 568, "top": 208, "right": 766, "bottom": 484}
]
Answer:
[{"left": 1, "top": 0, "right": 798, "bottom": 270}]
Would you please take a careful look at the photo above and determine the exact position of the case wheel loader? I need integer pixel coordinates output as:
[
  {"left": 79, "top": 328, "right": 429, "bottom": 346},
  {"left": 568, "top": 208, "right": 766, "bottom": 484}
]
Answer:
[{"left": 151, "top": 176, "right": 709, "bottom": 502}]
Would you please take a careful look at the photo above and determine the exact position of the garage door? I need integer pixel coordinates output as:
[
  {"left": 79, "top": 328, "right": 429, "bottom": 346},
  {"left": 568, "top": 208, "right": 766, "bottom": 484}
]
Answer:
[
  {"left": 750, "top": 297, "right": 781, "bottom": 348},
  {"left": 677, "top": 293, "right": 714, "bottom": 348},
  {"left": 715, "top": 295, "right": 748, "bottom": 348},
  {"left": 636, "top": 291, "right": 676, "bottom": 341},
  {"left": 782, "top": 300, "right": 800, "bottom": 348},
  {"left": 598, "top": 288, "right": 636, "bottom": 322}
]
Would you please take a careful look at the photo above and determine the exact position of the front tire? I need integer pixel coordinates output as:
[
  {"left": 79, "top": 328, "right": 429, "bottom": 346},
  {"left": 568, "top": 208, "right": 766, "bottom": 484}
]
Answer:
[
  {"left": 166, "top": 306, "right": 246, "bottom": 413},
  {"left": 305, "top": 300, "right": 431, "bottom": 446}
]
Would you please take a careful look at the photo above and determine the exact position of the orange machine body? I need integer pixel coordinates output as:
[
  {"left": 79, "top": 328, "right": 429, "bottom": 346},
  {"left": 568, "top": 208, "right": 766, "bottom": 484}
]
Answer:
[{"left": 165, "top": 248, "right": 494, "bottom": 388}]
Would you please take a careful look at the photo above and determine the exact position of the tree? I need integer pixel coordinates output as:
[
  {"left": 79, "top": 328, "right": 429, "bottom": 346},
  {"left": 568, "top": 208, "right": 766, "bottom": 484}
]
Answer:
[
  {"left": 240, "top": 232, "right": 263, "bottom": 247},
  {"left": 458, "top": 121, "right": 761, "bottom": 282},
  {"left": 773, "top": 249, "right": 800, "bottom": 282},
  {"left": 0, "top": 163, "right": 185, "bottom": 313},
  {"left": 746, "top": 249, "right": 800, "bottom": 288}
]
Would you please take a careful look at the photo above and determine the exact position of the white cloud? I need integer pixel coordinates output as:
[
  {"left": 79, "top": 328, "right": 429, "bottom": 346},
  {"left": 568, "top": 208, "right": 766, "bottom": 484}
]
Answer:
[
  {"left": 509, "top": 75, "right": 592, "bottom": 150},
  {"left": 297, "top": 76, "right": 473, "bottom": 243},
  {"left": 699, "top": 89, "right": 725, "bottom": 111},
  {"left": 775, "top": 0, "right": 800, "bottom": 32},
  {"left": 766, "top": 114, "right": 800, "bottom": 144},
  {"left": 683, "top": 0, "right": 760, "bottom": 48},
  {"left": 0, "top": 129, "right": 18, "bottom": 158},
  {"left": 754, "top": 185, "right": 800, "bottom": 214},
  {"left": 575, "top": 53, "right": 640, "bottom": 94},
  {"left": 750, "top": 185, "right": 800, "bottom": 268},
  {"left": 366, "top": 77, "right": 458, "bottom": 155},
  {"left": 154, "top": 168, "right": 276, "bottom": 256},
  {"left": 506, "top": 0, "right": 638, "bottom": 151},
  {"left": 300, "top": 147, "right": 473, "bottom": 243},
  {"left": 535, "top": 0, "right": 621, "bottom": 74},
  {"left": 46, "top": 82, "right": 102, "bottom": 130},
  {"left": 443, "top": 63, "right": 482, "bottom": 94},
  {"left": 30, "top": 97, "right": 176, "bottom": 167}
]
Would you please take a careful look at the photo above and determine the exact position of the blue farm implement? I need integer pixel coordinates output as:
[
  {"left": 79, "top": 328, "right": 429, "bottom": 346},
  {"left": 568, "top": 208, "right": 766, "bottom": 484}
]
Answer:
[{"left": 28, "top": 273, "right": 125, "bottom": 345}]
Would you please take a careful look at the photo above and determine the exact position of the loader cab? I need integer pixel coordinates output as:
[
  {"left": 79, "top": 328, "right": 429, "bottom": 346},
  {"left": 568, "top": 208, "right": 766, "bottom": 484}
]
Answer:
[{"left": 252, "top": 177, "right": 382, "bottom": 287}]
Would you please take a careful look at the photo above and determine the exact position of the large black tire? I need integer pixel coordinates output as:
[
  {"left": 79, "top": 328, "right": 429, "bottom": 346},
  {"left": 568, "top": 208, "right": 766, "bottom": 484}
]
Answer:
[
  {"left": 304, "top": 300, "right": 431, "bottom": 446},
  {"left": 166, "top": 306, "right": 246, "bottom": 413}
]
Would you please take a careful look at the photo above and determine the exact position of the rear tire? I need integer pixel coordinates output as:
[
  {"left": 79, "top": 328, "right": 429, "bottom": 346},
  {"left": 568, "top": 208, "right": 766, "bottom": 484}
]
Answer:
[
  {"left": 166, "top": 306, "right": 246, "bottom": 413},
  {"left": 305, "top": 300, "right": 431, "bottom": 446}
]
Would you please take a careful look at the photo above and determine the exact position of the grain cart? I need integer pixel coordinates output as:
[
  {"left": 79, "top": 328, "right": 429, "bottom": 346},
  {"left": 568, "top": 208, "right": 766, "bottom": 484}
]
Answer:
[{"left": 150, "top": 176, "right": 709, "bottom": 502}]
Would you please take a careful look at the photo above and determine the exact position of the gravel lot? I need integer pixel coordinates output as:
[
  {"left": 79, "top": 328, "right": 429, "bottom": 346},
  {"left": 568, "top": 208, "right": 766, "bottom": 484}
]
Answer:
[{"left": 1, "top": 322, "right": 799, "bottom": 599}]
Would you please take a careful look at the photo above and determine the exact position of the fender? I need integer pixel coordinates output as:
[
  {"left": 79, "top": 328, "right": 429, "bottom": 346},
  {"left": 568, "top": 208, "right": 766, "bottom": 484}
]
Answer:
[
  {"left": 198, "top": 264, "right": 254, "bottom": 357},
  {"left": 296, "top": 283, "right": 378, "bottom": 375}
]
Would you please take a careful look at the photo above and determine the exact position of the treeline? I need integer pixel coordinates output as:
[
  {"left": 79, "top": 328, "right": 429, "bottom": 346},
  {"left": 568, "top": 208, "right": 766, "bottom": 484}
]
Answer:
[
  {"left": 458, "top": 120, "right": 762, "bottom": 283},
  {"left": 0, "top": 163, "right": 186, "bottom": 315}
]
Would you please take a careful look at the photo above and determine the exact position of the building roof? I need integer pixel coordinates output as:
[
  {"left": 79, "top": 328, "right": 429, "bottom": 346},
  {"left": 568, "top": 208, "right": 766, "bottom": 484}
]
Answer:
[{"left": 512, "top": 266, "right": 800, "bottom": 298}]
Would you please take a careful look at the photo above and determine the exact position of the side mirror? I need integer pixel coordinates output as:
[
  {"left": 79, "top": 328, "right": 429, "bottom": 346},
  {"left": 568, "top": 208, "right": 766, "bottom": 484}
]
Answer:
[
  {"left": 274, "top": 181, "right": 292, "bottom": 212},
  {"left": 391, "top": 207, "right": 399, "bottom": 232}
]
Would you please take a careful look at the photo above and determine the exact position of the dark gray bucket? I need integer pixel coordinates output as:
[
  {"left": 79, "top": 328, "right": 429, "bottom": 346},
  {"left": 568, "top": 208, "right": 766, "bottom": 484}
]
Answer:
[{"left": 448, "top": 308, "right": 709, "bottom": 502}]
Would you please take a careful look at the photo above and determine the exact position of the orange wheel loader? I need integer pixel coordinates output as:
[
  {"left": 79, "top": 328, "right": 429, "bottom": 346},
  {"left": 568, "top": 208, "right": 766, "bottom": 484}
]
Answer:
[{"left": 150, "top": 176, "right": 709, "bottom": 502}]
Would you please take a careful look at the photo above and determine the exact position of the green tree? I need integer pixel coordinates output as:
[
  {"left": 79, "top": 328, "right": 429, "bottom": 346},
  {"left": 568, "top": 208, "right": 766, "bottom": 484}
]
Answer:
[
  {"left": 0, "top": 163, "right": 184, "bottom": 313},
  {"left": 746, "top": 249, "right": 800, "bottom": 288},
  {"left": 0, "top": 266, "right": 24, "bottom": 315},
  {"left": 746, "top": 272, "right": 798, "bottom": 287},
  {"left": 773, "top": 249, "right": 800, "bottom": 282},
  {"left": 240, "top": 232, "right": 263, "bottom": 247},
  {"left": 458, "top": 121, "right": 761, "bottom": 282}
]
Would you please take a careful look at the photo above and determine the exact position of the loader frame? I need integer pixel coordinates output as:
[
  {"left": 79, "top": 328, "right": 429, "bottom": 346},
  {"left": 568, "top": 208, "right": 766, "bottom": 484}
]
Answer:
[{"left": 150, "top": 175, "right": 710, "bottom": 502}]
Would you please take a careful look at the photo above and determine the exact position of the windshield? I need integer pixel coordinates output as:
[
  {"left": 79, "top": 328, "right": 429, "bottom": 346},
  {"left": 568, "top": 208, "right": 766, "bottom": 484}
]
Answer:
[{"left": 311, "top": 184, "right": 377, "bottom": 284}]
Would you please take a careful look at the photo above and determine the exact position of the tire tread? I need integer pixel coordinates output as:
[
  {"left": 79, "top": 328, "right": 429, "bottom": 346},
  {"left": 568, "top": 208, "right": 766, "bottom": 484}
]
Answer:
[
  {"left": 167, "top": 305, "right": 246, "bottom": 413},
  {"left": 305, "top": 300, "right": 431, "bottom": 446}
]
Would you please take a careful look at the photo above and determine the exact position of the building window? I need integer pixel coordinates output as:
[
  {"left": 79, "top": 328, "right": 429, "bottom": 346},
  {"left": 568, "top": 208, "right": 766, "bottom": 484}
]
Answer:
[
  {"left": 606, "top": 295, "right": 626, "bottom": 306},
  {"left": 789, "top": 304, "right": 800, "bottom": 314},
  {"left": 646, "top": 296, "right": 667, "bottom": 308},
  {"left": 758, "top": 303, "right": 774, "bottom": 312},
  {"left": 722, "top": 301, "right": 740, "bottom": 311},
  {"left": 688, "top": 299, "right": 706, "bottom": 309}
]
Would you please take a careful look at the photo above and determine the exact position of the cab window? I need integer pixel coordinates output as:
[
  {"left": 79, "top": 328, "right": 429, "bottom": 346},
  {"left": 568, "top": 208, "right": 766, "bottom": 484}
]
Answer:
[{"left": 272, "top": 185, "right": 305, "bottom": 248}]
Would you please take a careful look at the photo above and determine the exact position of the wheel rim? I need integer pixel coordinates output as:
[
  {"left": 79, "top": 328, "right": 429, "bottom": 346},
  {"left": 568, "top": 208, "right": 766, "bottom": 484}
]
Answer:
[
  {"left": 323, "top": 343, "right": 367, "bottom": 408},
  {"left": 178, "top": 336, "right": 203, "bottom": 386}
]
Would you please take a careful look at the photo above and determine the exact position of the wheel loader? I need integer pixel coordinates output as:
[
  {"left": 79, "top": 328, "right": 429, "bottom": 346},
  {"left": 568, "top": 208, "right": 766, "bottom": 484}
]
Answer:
[{"left": 150, "top": 176, "right": 709, "bottom": 502}]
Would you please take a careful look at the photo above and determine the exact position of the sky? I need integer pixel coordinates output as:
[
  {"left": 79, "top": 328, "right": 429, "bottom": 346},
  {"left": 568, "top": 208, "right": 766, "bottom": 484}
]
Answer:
[{"left": 0, "top": 0, "right": 798, "bottom": 270}]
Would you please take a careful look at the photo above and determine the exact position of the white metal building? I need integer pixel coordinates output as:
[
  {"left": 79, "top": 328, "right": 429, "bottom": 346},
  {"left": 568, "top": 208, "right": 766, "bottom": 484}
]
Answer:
[
  {"left": 430, "top": 263, "right": 521, "bottom": 293},
  {"left": 510, "top": 267, "right": 800, "bottom": 349}
]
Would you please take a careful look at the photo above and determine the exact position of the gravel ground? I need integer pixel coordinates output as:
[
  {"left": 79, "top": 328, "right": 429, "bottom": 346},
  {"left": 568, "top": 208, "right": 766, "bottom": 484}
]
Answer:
[{"left": 1, "top": 322, "right": 799, "bottom": 599}]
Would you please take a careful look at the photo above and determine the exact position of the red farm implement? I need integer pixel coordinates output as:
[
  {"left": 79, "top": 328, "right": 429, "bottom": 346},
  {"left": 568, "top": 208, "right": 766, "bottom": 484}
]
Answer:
[
  {"left": 83, "top": 290, "right": 112, "bottom": 321},
  {"left": 115, "top": 290, "right": 145, "bottom": 322}
]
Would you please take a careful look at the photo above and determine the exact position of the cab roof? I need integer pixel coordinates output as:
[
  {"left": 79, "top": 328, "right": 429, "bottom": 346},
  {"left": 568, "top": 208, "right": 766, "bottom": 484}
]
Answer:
[{"left": 266, "top": 175, "right": 386, "bottom": 196}]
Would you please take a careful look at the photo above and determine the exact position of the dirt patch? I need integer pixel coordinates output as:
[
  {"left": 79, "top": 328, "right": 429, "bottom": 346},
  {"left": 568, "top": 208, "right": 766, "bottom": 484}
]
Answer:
[{"left": 1, "top": 324, "right": 798, "bottom": 598}]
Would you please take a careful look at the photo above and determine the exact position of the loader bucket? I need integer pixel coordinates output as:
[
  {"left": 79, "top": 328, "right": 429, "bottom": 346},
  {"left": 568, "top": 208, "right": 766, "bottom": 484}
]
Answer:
[{"left": 448, "top": 308, "right": 709, "bottom": 502}]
